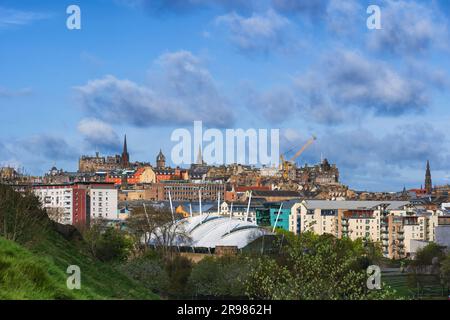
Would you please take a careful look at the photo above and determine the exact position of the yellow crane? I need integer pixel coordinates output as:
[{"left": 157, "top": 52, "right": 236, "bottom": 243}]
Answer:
[{"left": 280, "top": 136, "right": 317, "bottom": 179}]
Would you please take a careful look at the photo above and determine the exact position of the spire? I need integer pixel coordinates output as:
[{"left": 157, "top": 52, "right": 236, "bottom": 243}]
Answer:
[
  {"left": 425, "top": 160, "right": 432, "bottom": 194},
  {"left": 123, "top": 134, "right": 128, "bottom": 154},
  {"left": 121, "top": 134, "right": 130, "bottom": 168},
  {"left": 196, "top": 145, "right": 203, "bottom": 165}
]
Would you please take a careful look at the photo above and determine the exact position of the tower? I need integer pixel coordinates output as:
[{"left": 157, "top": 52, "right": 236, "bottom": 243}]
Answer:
[
  {"left": 425, "top": 160, "right": 432, "bottom": 194},
  {"left": 156, "top": 149, "right": 166, "bottom": 169},
  {"left": 121, "top": 135, "right": 130, "bottom": 168},
  {"left": 196, "top": 145, "right": 204, "bottom": 165}
]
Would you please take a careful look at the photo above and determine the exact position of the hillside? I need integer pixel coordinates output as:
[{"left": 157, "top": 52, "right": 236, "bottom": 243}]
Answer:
[{"left": 0, "top": 231, "right": 158, "bottom": 300}]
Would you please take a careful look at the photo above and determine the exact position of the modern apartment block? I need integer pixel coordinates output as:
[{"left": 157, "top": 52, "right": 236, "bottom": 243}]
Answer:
[
  {"left": 256, "top": 199, "right": 450, "bottom": 259},
  {"left": 32, "top": 182, "right": 118, "bottom": 226}
]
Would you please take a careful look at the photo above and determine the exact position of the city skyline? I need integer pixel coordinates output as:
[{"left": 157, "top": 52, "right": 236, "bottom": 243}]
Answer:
[{"left": 1, "top": 0, "right": 450, "bottom": 191}]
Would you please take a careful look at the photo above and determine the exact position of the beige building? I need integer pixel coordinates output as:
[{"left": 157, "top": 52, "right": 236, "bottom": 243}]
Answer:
[
  {"left": 296, "top": 201, "right": 409, "bottom": 242},
  {"left": 294, "top": 200, "right": 450, "bottom": 259}
]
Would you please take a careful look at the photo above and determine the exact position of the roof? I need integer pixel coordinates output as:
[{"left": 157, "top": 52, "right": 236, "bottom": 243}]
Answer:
[
  {"left": 149, "top": 215, "right": 273, "bottom": 249},
  {"left": 302, "top": 200, "right": 410, "bottom": 210},
  {"left": 235, "top": 186, "right": 271, "bottom": 192},
  {"left": 251, "top": 190, "right": 303, "bottom": 197}
]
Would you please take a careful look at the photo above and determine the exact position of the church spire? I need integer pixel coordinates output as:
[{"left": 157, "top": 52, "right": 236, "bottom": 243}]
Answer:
[
  {"left": 196, "top": 145, "right": 203, "bottom": 165},
  {"left": 425, "top": 160, "right": 432, "bottom": 194},
  {"left": 123, "top": 134, "right": 128, "bottom": 154},
  {"left": 121, "top": 134, "right": 130, "bottom": 168}
]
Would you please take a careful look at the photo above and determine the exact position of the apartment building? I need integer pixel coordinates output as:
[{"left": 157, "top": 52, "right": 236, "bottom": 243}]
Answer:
[
  {"left": 292, "top": 200, "right": 449, "bottom": 259},
  {"left": 32, "top": 182, "right": 118, "bottom": 226},
  {"left": 386, "top": 211, "right": 446, "bottom": 259}
]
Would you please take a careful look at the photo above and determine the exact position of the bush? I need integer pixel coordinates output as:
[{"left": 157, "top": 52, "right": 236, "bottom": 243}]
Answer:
[
  {"left": 165, "top": 255, "right": 192, "bottom": 298},
  {"left": 119, "top": 253, "right": 170, "bottom": 295},
  {"left": 84, "top": 224, "right": 132, "bottom": 262},
  {"left": 188, "top": 255, "right": 249, "bottom": 298},
  {"left": 0, "top": 184, "right": 49, "bottom": 243}
]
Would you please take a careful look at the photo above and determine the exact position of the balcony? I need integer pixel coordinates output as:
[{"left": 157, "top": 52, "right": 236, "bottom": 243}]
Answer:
[
  {"left": 341, "top": 220, "right": 348, "bottom": 226},
  {"left": 397, "top": 234, "right": 404, "bottom": 240},
  {"left": 381, "top": 234, "right": 389, "bottom": 240}
]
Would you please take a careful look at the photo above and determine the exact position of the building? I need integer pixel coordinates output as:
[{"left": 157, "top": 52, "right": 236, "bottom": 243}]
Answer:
[
  {"left": 295, "top": 158, "right": 340, "bottom": 186},
  {"left": 206, "top": 200, "right": 266, "bottom": 223},
  {"left": 256, "top": 200, "right": 301, "bottom": 234},
  {"left": 425, "top": 160, "right": 432, "bottom": 195},
  {"left": 154, "top": 167, "right": 188, "bottom": 182},
  {"left": 156, "top": 149, "right": 166, "bottom": 169},
  {"left": 119, "top": 181, "right": 226, "bottom": 202},
  {"left": 148, "top": 214, "right": 276, "bottom": 254},
  {"left": 250, "top": 190, "right": 303, "bottom": 202},
  {"left": 0, "top": 167, "right": 19, "bottom": 181},
  {"left": 78, "top": 135, "right": 130, "bottom": 172},
  {"left": 121, "top": 135, "right": 130, "bottom": 168},
  {"left": 32, "top": 182, "right": 118, "bottom": 226},
  {"left": 106, "top": 166, "right": 156, "bottom": 186}
]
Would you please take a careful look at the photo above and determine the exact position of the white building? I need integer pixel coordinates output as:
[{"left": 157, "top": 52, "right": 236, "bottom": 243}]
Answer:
[{"left": 33, "top": 182, "right": 118, "bottom": 226}]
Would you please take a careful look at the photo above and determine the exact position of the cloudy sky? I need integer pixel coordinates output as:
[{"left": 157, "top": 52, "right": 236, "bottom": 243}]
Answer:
[{"left": 1, "top": 0, "right": 450, "bottom": 191}]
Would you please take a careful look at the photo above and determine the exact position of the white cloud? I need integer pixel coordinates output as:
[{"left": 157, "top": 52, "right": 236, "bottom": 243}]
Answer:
[
  {"left": 215, "top": 9, "right": 291, "bottom": 54},
  {"left": 75, "top": 51, "right": 234, "bottom": 128},
  {"left": 367, "top": 0, "right": 449, "bottom": 54},
  {"left": 77, "top": 118, "right": 120, "bottom": 152},
  {"left": 0, "top": 6, "right": 49, "bottom": 28}
]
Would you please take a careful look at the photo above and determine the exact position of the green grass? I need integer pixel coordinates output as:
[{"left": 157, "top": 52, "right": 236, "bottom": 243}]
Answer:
[
  {"left": 383, "top": 273, "right": 447, "bottom": 300},
  {"left": 0, "top": 232, "right": 159, "bottom": 300}
]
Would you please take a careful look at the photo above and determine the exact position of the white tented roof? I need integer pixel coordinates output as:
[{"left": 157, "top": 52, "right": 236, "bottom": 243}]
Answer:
[{"left": 149, "top": 214, "right": 272, "bottom": 249}]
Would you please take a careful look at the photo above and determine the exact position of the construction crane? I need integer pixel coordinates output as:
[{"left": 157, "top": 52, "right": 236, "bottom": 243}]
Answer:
[{"left": 280, "top": 135, "right": 316, "bottom": 180}]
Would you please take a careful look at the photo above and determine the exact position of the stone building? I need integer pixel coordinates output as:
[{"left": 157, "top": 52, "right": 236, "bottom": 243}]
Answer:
[
  {"left": 295, "top": 158, "right": 339, "bottom": 186},
  {"left": 78, "top": 135, "right": 129, "bottom": 172}
]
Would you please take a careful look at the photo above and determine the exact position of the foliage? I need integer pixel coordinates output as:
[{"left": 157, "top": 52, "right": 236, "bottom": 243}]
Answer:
[
  {"left": 411, "top": 243, "right": 445, "bottom": 268},
  {"left": 440, "top": 254, "right": 450, "bottom": 291},
  {"left": 165, "top": 255, "right": 193, "bottom": 298},
  {"left": 245, "top": 231, "right": 397, "bottom": 300},
  {"left": 83, "top": 221, "right": 133, "bottom": 262},
  {"left": 0, "top": 184, "right": 49, "bottom": 243},
  {"left": 118, "top": 251, "right": 170, "bottom": 295},
  {"left": 188, "top": 255, "right": 249, "bottom": 298},
  {"left": 126, "top": 206, "right": 190, "bottom": 258},
  {"left": 0, "top": 234, "right": 158, "bottom": 300}
]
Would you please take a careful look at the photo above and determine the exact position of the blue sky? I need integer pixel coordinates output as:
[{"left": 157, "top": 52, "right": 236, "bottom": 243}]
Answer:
[{"left": 1, "top": 0, "right": 450, "bottom": 191}]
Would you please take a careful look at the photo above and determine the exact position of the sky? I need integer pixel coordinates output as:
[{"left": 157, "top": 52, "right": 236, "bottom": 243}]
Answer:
[{"left": 1, "top": 0, "right": 450, "bottom": 191}]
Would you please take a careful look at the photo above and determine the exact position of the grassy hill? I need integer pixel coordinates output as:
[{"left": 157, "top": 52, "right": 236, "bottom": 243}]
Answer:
[{"left": 0, "top": 231, "right": 158, "bottom": 300}]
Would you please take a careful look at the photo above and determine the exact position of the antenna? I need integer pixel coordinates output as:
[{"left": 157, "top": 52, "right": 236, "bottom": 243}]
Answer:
[
  {"left": 198, "top": 187, "right": 203, "bottom": 218},
  {"left": 227, "top": 202, "right": 234, "bottom": 235},
  {"left": 217, "top": 191, "right": 220, "bottom": 215},
  {"left": 272, "top": 203, "right": 284, "bottom": 233},
  {"left": 168, "top": 189, "right": 174, "bottom": 222},
  {"left": 244, "top": 191, "right": 252, "bottom": 222},
  {"left": 143, "top": 203, "right": 151, "bottom": 244}
]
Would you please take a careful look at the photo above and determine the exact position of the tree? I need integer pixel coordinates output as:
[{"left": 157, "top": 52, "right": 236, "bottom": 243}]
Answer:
[
  {"left": 0, "top": 185, "right": 48, "bottom": 243},
  {"left": 119, "top": 251, "right": 170, "bottom": 296},
  {"left": 440, "top": 254, "right": 450, "bottom": 295},
  {"left": 83, "top": 219, "right": 132, "bottom": 262},
  {"left": 188, "top": 255, "right": 249, "bottom": 298},
  {"left": 412, "top": 243, "right": 445, "bottom": 268},
  {"left": 165, "top": 255, "right": 192, "bottom": 298},
  {"left": 244, "top": 232, "right": 397, "bottom": 300},
  {"left": 127, "top": 206, "right": 191, "bottom": 258}
]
